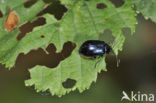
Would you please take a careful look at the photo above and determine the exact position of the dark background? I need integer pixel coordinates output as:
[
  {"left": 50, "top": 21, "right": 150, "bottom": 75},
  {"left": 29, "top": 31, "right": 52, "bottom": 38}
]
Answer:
[{"left": 0, "top": 0, "right": 156, "bottom": 103}]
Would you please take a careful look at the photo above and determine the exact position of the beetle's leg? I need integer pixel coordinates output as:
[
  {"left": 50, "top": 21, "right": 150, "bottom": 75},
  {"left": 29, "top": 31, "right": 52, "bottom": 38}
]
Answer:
[{"left": 94, "top": 58, "right": 102, "bottom": 69}]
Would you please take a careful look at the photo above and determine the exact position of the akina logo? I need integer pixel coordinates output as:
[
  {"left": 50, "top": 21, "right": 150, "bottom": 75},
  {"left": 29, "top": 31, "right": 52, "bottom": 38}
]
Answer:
[{"left": 121, "top": 91, "right": 155, "bottom": 102}]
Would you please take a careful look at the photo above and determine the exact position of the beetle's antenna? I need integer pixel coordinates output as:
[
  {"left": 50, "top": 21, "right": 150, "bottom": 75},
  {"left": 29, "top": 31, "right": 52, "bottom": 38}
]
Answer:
[
  {"left": 110, "top": 51, "right": 120, "bottom": 68},
  {"left": 110, "top": 35, "right": 122, "bottom": 68},
  {"left": 115, "top": 53, "right": 119, "bottom": 68}
]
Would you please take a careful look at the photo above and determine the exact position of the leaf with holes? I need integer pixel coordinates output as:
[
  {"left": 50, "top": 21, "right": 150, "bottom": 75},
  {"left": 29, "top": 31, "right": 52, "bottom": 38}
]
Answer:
[
  {"left": 134, "top": 0, "right": 156, "bottom": 22},
  {"left": 0, "top": 0, "right": 45, "bottom": 68},
  {"left": 24, "top": 0, "right": 136, "bottom": 97},
  {"left": 0, "top": 0, "right": 137, "bottom": 97}
]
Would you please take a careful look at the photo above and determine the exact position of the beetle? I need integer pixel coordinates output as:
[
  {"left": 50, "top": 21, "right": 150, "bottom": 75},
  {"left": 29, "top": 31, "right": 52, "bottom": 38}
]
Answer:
[
  {"left": 79, "top": 40, "right": 117, "bottom": 68},
  {"left": 79, "top": 40, "right": 112, "bottom": 58}
]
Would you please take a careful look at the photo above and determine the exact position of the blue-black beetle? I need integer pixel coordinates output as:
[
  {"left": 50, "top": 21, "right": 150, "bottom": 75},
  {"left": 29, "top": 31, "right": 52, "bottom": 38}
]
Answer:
[
  {"left": 79, "top": 40, "right": 112, "bottom": 58},
  {"left": 79, "top": 40, "right": 117, "bottom": 68}
]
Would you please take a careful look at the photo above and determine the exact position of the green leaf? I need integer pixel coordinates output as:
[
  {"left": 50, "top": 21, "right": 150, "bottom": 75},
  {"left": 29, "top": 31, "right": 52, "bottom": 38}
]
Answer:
[
  {"left": 134, "top": 0, "right": 156, "bottom": 22},
  {"left": 25, "top": 0, "right": 136, "bottom": 97},
  {"left": 0, "top": 0, "right": 137, "bottom": 97},
  {"left": 0, "top": 0, "right": 25, "bottom": 14},
  {"left": 0, "top": 0, "right": 45, "bottom": 68}
]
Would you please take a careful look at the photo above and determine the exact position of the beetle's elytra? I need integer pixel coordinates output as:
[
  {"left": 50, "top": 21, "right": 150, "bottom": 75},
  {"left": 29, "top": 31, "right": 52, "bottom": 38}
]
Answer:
[{"left": 79, "top": 40, "right": 112, "bottom": 58}]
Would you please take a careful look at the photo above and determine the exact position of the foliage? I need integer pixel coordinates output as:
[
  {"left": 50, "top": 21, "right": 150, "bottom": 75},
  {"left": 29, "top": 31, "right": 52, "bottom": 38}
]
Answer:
[
  {"left": 134, "top": 0, "right": 156, "bottom": 22},
  {"left": 0, "top": 0, "right": 138, "bottom": 97}
]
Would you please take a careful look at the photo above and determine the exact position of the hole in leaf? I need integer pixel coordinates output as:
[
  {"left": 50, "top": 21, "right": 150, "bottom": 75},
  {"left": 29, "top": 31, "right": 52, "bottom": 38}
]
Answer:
[
  {"left": 40, "top": 35, "right": 45, "bottom": 38},
  {"left": 15, "top": 42, "right": 76, "bottom": 69},
  {"left": 61, "top": 42, "right": 76, "bottom": 60},
  {"left": 0, "top": 11, "right": 3, "bottom": 18},
  {"left": 17, "top": 17, "right": 46, "bottom": 40},
  {"left": 16, "top": 44, "right": 58, "bottom": 69},
  {"left": 37, "top": 1, "right": 67, "bottom": 20},
  {"left": 99, "top": 29, "right": 114, "bottom": 44},
  {"left": 62, "top": 78, "right": 76, "bottom": 89},
  {"left": 109, "top": 0, "right": 124, "bottom": 8},
  {"left": 97, "top": 3, "right": 107, "bottom": 9},
  {"left": 24, "top": 0, "right": 38, "bottom": 8}
]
